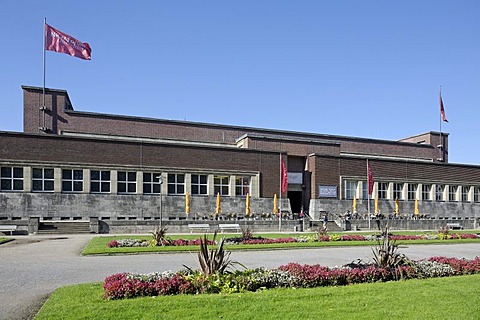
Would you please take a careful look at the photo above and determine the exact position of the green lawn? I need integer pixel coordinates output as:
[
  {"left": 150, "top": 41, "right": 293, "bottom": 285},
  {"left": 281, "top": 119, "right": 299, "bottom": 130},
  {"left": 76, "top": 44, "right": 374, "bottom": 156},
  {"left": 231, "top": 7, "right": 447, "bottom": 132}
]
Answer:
[
  {"left": 35, "top": 274, "right": 480, "bottom": 319},
  {"left": 0, "top": 237, "right": 13, "bottom": 245},
  {"left": 81, "top": 231, "right": 480, "bottom": 255}
]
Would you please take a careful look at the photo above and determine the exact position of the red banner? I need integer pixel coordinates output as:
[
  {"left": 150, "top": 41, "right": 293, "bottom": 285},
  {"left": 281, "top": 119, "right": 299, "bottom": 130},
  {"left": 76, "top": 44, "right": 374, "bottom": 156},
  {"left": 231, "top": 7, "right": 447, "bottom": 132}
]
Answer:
[
  {"left": 440, "top": 92, "right": 448, "bottom": 122},
  {"left": 367, "top": 163, "right": 374, "bottom": 195},
  {"left": 45, "top": 24, "right": 91, "bottom": 60},
  {"left": 281, "top": 159, "right": 288, "bottom": 194}
]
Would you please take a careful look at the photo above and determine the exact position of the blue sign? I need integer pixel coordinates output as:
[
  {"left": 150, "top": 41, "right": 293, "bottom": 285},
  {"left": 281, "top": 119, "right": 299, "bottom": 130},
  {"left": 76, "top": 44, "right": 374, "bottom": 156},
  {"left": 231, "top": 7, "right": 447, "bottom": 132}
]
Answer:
[{"left": 319, "top": 185, "right": 337, "bottom": 198}]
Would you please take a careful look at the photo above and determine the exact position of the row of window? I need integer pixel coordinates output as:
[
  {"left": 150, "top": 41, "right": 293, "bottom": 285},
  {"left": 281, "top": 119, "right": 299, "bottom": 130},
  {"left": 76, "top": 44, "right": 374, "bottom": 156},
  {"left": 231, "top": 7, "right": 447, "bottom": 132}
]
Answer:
[
  {"left": 344, "top": 180, "right": 480, "bottom": 203},
  {"left": 0, "top": 167, "right": 251, "bottom": 196}
]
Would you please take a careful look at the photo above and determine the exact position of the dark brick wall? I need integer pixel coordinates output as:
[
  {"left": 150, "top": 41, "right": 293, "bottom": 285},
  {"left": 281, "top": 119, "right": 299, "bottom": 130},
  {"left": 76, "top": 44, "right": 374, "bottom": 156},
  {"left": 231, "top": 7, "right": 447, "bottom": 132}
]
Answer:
[
  {"left": 23, "top": 86, "right": 446, "bottom": 163},
  {"left": 0, "top": 132, "right": 281, "bottom": 197}
]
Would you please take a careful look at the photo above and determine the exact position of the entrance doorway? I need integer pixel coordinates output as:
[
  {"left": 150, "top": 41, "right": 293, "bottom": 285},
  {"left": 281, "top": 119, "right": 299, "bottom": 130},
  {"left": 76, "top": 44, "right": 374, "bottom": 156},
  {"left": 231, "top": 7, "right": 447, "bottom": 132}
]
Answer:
[{"left": 288, "top": 191, "right": 302, "bottom": 216}]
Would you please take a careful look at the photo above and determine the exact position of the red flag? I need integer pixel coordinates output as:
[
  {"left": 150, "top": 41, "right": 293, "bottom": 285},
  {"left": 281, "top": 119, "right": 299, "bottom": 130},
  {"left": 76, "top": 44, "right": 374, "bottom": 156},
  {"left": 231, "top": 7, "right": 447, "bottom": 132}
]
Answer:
[
  {"left": 440, "top": 92, "right": 448, "bottom": 122},
  {"left": 45, "top": 24, "right": 91, "bottom": 60},
  {"left": 367, "top": 163, "right": 374, "bottom": 195},
  {"left": 281, "top": 158, "right": 288, "bottom": 194}
]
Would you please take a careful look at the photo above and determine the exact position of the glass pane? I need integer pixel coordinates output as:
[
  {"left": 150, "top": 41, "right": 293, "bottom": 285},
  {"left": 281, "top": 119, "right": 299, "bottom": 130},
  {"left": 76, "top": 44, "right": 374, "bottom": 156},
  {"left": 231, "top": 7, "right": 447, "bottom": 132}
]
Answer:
[
  {"left": 101, "top": 171, "right": 110, "bottom": 180},
  {"left": 44, "top": 180, "right": 54, "bottom": 191},
  {"left": 90, "top": 170, "right": 100, "bottom": 180},
  {"left": 73, "top": 181, "right": 83, "bottom": 191},
  {"left": 1, "top": 167, "right": 10, "bottom": 178},
  {"left": 32, "top": 180, "right": 43, "bottom": 191},
  {"left": 13, "top": 180, "right": 23, "bottom": 190},
  {"left": 143, "top": 173, "right": 152, "bottom": 182},
  {"left": 152, "top": 184, "right": 160, "bottom": 194},
  {"left": 168, "top": 184, "right": 175, "bottom": 194},
  {"left": 1, "top": 179, "right": 11, "bottom": 190},
  {"left": 222, "top": 177, "right": 229, "bottom": 184},
  {"left": 214, "top": 186, "right": 220, "bottom": 195},
  {"left": 222, "top": 186, "right": 229, "bottom": 195},
  {"left": 118, "top": 183, "right": 126, "bottom": 193},
  {"left": 192, "top": 185, "right": 199, "bottom": 194},
  {"left": 200, "top": 185, "right": 207, "bottom": 194},
  {"left": 117, "top": 171, "right": 126, "bottom": 181},
  {"left": 191, "top": 175, "right": 198, "bottom": 184},
  {"left": 73, "top": 170, "right": 83, "bottom": 180},
  {"left": 101, "top": 182, "right": 110, "bottom": 192},
  {"left": 91, "top": 182, "right": 100, "bottom": 192},
  {"left": 13, "top": 168, "right": 23, "bottom": 178},
  {"left": 200, "top": 175, "right": 207, "bottom": 184},
  {"left": 44, "top": 169, "right": 54, "bottom": 179},
  {"left": 33, "top": 168, "right": 43, "bottom": 179},
  {"left": 128, "top": 183, "right": 136, "bottom": 193},
  {"left": 168, "top": 174, "right": 175, "bottom": 183},
  {"left": 177, "top": 185, "right": 184, "bottom": 194},
  {"left": 62, "top": 181, "right": 72, "bottom": 191},
  {"left": 144, "top": 184, "right": 152, "bottom": 193},
  {"left": 128, "top": 172, "right": 136, "bottom": 181},
  {"left": 62, "top": 170, "right": 72, "bottom": 180}
]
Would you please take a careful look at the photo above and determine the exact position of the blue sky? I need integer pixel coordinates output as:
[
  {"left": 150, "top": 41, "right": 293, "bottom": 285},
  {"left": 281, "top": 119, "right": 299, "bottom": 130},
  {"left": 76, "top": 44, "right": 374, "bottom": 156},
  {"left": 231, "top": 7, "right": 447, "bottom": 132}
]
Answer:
[{"left": 2, "top": 1, "right": 479, "bottom": 164}]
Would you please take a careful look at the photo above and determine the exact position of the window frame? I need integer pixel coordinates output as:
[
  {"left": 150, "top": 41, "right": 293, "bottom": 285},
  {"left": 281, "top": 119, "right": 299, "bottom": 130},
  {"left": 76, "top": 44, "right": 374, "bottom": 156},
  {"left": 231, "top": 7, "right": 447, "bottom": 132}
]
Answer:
[
  {"left": 167, "top": 173, "right": 185, "bottom": 195},
  {"left": 214, "top": 175, "right": 230, "bottom": 196},
  {"left": 235, "top": 176, "right": 251, "bottom": 197},
  {"left": 143, "top": 172, "right": 162, "bottom": 195},
  {"left": 0, "top": 166, "right": 24, "bottom": 191},
  {"left": 117, "top": 171, "right": 137, "bottom": 194},
  {"left": 191, "top": 174, "right": 208, "bottom": 195},
  {"left": 62, "top": 169, "right": 83, "bottom": 193},
  {"left": 32, "top": 168, "right": 54, "bottom": 192},
  {"left": 90, "top": 170, "right": 111, "bottom": 193}
]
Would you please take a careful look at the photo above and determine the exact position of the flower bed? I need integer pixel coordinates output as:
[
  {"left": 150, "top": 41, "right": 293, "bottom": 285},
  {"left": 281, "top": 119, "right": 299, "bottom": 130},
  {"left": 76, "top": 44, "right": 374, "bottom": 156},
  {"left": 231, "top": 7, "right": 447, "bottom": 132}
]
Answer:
[
  {"left": 103, "top": 256, "right": 480, "bottom": 300},
  {"left": 107, "top": 233, "right": 480, "bottom": 248}
]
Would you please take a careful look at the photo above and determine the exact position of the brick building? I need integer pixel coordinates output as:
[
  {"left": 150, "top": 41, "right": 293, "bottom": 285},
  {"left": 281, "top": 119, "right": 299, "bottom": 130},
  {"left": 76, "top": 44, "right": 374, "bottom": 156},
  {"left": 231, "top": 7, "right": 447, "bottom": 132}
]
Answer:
[{"left": 0, "top": 86, "right": 479, "bottom": 233}]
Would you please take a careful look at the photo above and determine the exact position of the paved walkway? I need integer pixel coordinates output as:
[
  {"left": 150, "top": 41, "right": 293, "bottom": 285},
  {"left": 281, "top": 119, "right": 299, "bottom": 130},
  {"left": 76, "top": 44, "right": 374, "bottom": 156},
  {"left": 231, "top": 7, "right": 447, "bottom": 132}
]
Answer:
[{"left": 1, "top": 234, "right": 479, "bottom": 320}]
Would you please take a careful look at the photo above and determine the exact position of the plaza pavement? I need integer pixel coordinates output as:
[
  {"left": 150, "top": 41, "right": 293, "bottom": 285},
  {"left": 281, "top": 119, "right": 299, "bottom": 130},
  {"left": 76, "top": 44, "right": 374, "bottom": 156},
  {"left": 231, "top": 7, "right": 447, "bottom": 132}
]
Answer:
[{"left": 0, "top": 234, "right": 479, "bottom": 320}]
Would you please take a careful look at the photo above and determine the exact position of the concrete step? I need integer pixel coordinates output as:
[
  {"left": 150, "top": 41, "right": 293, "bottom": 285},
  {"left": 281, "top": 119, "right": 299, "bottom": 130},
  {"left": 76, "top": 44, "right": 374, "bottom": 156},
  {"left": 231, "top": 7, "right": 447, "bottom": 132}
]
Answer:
[{"left": 37, "top": 221, "right": 91, "bottom": 234}]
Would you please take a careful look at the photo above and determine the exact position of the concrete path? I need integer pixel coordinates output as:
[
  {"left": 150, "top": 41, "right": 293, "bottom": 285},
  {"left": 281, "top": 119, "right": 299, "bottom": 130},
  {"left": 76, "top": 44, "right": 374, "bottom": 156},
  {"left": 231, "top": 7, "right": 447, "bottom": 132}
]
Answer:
[{"left": 0, "top": 234, "right": 479, "bottom": 320}]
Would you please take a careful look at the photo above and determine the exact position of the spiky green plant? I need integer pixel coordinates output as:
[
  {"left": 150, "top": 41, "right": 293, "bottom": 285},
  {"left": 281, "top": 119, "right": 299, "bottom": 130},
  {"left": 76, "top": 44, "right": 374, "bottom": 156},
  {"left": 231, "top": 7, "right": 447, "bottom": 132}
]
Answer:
[
  {"left": 371, "top": 225, "right": 412, "bottom": 279},
  {"left": 151, "top": 226, "right": 170, "bottom": 246},
  {"left": 197, "top": 232, "right": 243, "bottom": 276}
]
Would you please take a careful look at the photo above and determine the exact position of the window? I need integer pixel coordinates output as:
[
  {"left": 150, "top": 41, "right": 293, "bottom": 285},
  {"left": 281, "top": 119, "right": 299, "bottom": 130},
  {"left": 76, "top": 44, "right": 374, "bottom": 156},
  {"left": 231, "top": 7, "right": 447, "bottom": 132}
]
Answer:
[
  {"left": 345, "top": 180, "right": 357, "bottom": 199},
  {"left": 449, "top": 185, "right": 458, "bottom": 202},
  {"left": 32, "top": 168, "right": 54, "bottom": 192},
  {"left": 118, "top": 171, "right": 136, "bottom": 194},
  {"left": 191, "top": 174, "right": 207, "bottom": 195},
  {"left": 235, "top": 176, "right": 251, "bottom": 196},
  {"left": 393, "top": 183, "right": 403, "bottom": 200},
  {"left": 361, "top": 180, "right": 368, "bottom": 199},
  {"left": 90, "top": 170, "right": 110, "bottom": 193},
  {"left": 1, "top": 167, "right": 23, "bottom": 191},
  {"left": 422, "top": 184, "right": 432, "bottom": 201},
  {"left": 214, "top": 175, "right": 229, "bottom": 196},
  {"left": 474, "top": 187, "right": 480, "bottom": 203},
  {"left": 377, "top": 182, "right": 388, "bottom": 199},
  {"left": 436, "top": 185, "right": 445, "bottom": 201},
  {"left": 461, "top": 186, "right": 470, "bottom": 202},
  {"left": 143, "top": 173, "right": 161, "bottom": 194},
  {"left": 407, "top": 183, "right": 417, "bottom": 201},
  {"left": 62, "top": 169, "right": 83, "bottom": 192},
  {"left": 168, "top": 173, "right": 185, "bottom": 195}
]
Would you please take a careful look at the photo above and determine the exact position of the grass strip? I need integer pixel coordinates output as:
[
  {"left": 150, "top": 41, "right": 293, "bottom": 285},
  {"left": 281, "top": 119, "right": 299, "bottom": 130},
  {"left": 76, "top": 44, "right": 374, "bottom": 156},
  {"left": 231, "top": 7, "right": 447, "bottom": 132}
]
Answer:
[
  {"left": 35, "top": 274, "right": 480, "bottom": 319},
  {"left": 0, "top": 237, "right": 14, "bottom": 245},
  {"left": 82, "top": 231, "right": 480, "bottom": 255}
]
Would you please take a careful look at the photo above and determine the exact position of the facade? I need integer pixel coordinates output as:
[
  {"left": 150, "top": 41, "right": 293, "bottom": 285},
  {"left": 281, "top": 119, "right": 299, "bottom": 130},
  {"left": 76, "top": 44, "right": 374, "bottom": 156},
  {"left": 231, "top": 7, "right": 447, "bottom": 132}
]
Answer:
[{"left": 0, "top": 86, "right": 479, "bottom": 233}]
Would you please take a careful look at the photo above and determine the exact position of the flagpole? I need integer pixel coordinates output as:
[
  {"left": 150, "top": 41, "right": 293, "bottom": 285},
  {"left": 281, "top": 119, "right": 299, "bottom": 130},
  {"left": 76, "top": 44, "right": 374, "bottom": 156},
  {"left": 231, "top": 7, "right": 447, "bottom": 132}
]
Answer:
[
  {"left": 42, "top": 18, "right": 47, "bottom": 131},
  {"left": 439, "top": 85, "right": 444, "bottom": 162},
  {"left": 367, "top": 159, "right": 371, "bottom": 229},
  {"left": 279, "top": 153, "right": 282, "bottom": 231}
]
